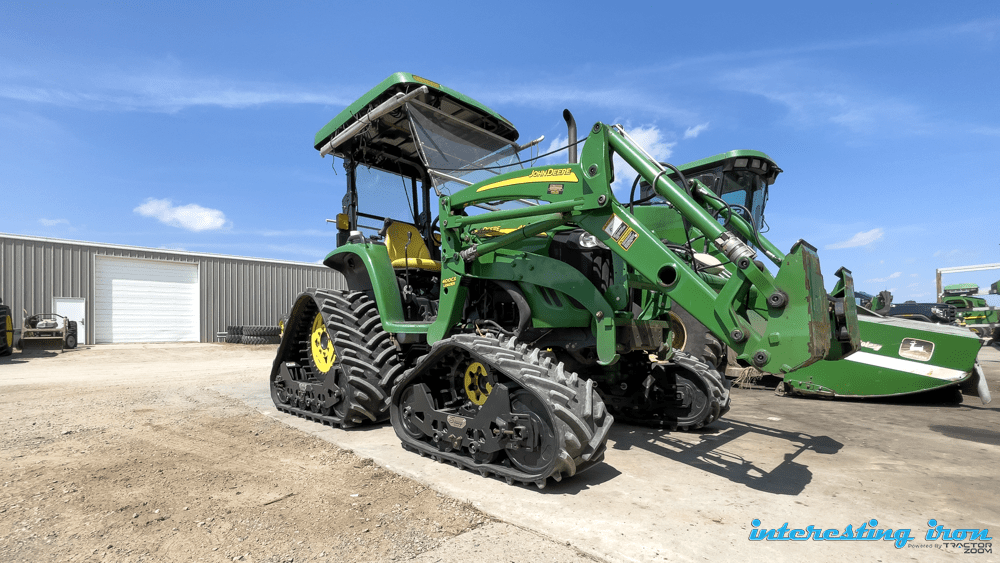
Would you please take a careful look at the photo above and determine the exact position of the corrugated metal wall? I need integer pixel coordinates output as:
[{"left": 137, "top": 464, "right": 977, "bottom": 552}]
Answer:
[{"left": 0, "top": 234, "right": 345, "bottom": 344}]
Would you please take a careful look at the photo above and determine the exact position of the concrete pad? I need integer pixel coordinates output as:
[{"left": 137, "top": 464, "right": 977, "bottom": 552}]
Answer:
[
  {"left": 214, "top": 345, "right": 1000, "bottom": 563},
  {"left": 410, "top": 522, "right": 599, "bottom": 563}
]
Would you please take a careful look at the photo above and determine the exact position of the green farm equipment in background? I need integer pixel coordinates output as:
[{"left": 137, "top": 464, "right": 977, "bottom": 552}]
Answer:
[
  {"left": 269, "top": 72, "right": 862, "bottom": 487},
  {"left": 941, "top": 283, "right": 1000, "bottom": 341},
  {"left": 634, "top": 156, "right": 988, "bottom": 403}
]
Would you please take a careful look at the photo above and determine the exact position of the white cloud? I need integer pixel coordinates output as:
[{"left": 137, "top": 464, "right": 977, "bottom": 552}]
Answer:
[
  {"left": 717, "top": 62, "right": 930, "bottom": 135},
  {"left": 910, "top": 273, "right": 919, "bottom": 278},
  {"left": 0, "top": 60, "right": 351, "bottom": 113},
  {"left": 610, "top": 125, "right": 676, "bottom": 194},
  {"left": 826, "top": 228, "right": 885, "bottom": 249},
  {"left": 134, "top": 198, "right": 227, "bottom": 231},
  {"left": 683, "top": 123, "right": 709, "bottom": 139},
  {"left": 537, "top": 135, "right": 570, "bottom": 165},
  {"left": 867, "top": 271, "right": 902, "bottom": 283},
  {"left": 39, "top": 218, "right": 69, "bottom": 226}
]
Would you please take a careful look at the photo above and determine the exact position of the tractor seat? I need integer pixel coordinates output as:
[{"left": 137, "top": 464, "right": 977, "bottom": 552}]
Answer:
[{"left": 384, "top": 220, "right": 441, "bottom": 272}]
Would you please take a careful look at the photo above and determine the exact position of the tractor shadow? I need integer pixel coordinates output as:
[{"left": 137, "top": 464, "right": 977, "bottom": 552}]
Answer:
[
  {"left": 608, "top": 419, "right": 843, "bottom": 496},
  {"left": 0, "top": 349, "right": 61, "bottom": 363}
]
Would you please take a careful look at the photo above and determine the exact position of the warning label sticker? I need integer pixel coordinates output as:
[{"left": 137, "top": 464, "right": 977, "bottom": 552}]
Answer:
[
  {"left": 620, "top": 229, "right": 638, "bottom": 250},
  {"left": 603, "top": 215, "right": 628, "bottom": 241},
  {"left": 603, "top": 214, "right": 640, "bottom": 251}
]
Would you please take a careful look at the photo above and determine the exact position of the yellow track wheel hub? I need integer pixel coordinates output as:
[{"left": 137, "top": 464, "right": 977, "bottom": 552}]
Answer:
[
  {"left": 310, "top": 312, "right": 336, "bottom": 374},
  {"left": 463, "top": 362, "right": 493, "bottom": 406},
  {"left": 4, "top": 315, "right": 11, "bottom": 348},
  {"left": 668, "top": 311, "right": 687, "bottom": 351}
]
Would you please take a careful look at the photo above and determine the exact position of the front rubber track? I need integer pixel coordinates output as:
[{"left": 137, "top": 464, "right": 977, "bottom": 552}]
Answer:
[
  {"left": 389, "top": 333, "right": 613, "bottom": 488},
  {"left": 269, "top": 288, "right": 404, "bottom": 428}
]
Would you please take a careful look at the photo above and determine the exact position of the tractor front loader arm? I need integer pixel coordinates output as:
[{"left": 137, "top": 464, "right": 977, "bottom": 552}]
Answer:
[
  {"left": 600, "top": 123, "right": 859, "bottom": 372},
  {"left": 437, "top": 122, "right": 857, "bottom": 374}
]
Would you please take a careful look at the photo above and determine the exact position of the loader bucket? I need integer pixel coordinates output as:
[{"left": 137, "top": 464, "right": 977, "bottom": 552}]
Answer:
[
  {"left": 761, "top": 240, "right": 834, "bottom": 372},
  {"left": 782, "top": 314, "right": 983, "bottom": 399}
]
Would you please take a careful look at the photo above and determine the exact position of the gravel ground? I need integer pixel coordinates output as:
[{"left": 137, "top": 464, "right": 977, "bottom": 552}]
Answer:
[{"left": 0, "top": 344, "right": 594, "bottom": 563}]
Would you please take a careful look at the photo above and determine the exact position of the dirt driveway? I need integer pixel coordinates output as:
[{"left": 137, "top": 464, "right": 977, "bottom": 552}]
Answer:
[
  {"left": 1, "top": 343, "right": 998, "bottom": 562},
  {"left": 0, "top": 344, "right": 588, "bottom": 563}
]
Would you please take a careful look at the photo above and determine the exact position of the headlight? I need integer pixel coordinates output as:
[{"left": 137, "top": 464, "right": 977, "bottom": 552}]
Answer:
[{"left": 579, "top": 232, "right": 608, "bottom": 249}]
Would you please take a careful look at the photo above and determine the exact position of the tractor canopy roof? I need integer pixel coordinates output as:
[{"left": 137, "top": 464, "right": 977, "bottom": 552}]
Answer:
[
  {"left": 675, "top": 150, "right": 782, "bottom": 186},
  {"left": 943, "top": 283, "right": 979, "bottom": 295},
  {"left": 314, "top": 72, "right": 519, "bottom": 179}
]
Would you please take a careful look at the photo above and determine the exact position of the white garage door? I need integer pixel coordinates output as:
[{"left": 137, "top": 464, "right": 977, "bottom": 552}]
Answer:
[{"left": 95, "top": 256, "right": 200, "bottom": 343}]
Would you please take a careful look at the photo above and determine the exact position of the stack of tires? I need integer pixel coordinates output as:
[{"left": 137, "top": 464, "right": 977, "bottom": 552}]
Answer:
[
  {"left": 225, "top": 325, "right": 281, "bottom": 345},
  {"left": 0, "top": 301, "right": 13, "bottom": 357}
]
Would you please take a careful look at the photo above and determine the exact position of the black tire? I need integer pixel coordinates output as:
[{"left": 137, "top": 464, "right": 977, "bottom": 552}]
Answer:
[
  {"left": 319, "top": 290, "right": 404, "bottom": 419},
  {"left": 241, "top": 335, "right": 271, "bottom": 345},
  {"left": 244, "top": 325, "right": 280, "bottom": 337},
  {"left": 669, "top": 304, "right": 725, "bottom": 369},
  {"left": 0, "top": 306, "right": 12, "bottom": 356},
  {"left": 270, "top": 289, "right": 404, "bottom": 428},
  {"left": 65, "top": 333, "right": 78, "bottom": 349},
  {"left": 227, "top": 325, "right": 243, "bottom": 337}
]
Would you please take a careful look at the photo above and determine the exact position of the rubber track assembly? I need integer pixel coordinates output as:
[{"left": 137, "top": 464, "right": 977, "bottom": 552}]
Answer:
[
  {"left": 605, "top": 351, "right": 731, "bottom": 430},
  {"left": 270, "top": 288, "right": 403, "bottom": 428},
  {"left": 389, "top": 334, "right": 613, "bottom": 488}
]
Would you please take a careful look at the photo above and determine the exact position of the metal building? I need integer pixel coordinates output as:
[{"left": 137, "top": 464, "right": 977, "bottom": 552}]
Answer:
[{"left": 0, "top": 233, "right": 345, "bottom": 345}]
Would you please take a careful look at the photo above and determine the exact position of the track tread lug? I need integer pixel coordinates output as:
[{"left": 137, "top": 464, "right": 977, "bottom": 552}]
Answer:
[{"left": 388, "top": 333, "right": 612, "bottom": 487}]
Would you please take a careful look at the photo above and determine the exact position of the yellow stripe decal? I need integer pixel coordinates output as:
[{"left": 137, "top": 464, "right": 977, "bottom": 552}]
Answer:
[{"left": 476, "top": 169, "right": 579, "bottom": 192}]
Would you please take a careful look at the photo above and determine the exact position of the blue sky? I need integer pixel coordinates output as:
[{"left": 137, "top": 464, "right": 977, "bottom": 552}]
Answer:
[{"left": 2, "top": 1, "right": 999, "bottom": 302}]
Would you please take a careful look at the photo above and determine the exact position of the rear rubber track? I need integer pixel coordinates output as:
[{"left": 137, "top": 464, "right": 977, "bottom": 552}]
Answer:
[
  {"left": 609, "top": 351, "right": 730, "bottom": 431},
  {"left": 389, "top": 333, "right": 613, "bottom": 488},
  {"left": 270, "top": 288, "right": 404, "bottom": 428}
]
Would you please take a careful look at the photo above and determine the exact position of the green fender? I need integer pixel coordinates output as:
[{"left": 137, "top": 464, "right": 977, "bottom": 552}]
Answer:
[{"left": 322, "top": 243, "right": 418, "bottom": 333}]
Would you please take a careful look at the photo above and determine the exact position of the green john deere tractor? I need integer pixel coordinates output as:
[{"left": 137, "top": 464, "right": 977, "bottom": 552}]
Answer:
[
  {"left": 941, "top": 283, "right": 1000, "bottom": 341},
  {"left": 270, "top": 72, "right": 861, "bottom": 487}
]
